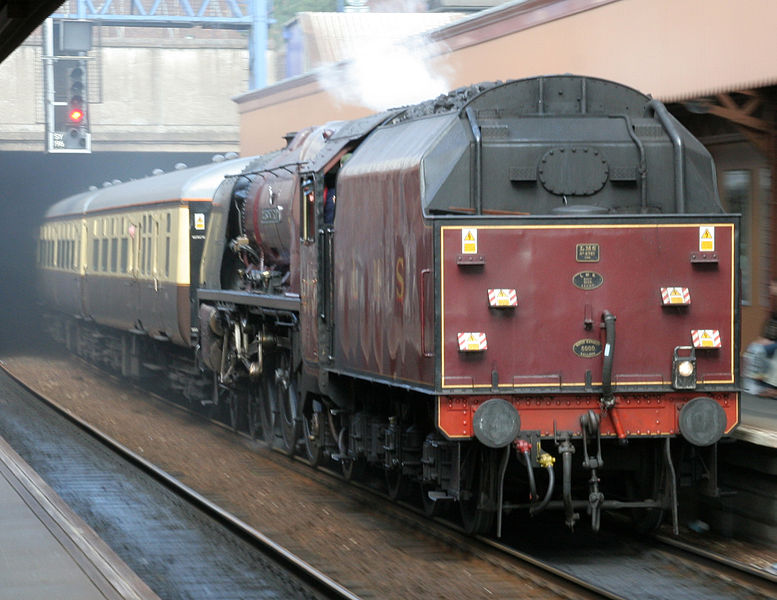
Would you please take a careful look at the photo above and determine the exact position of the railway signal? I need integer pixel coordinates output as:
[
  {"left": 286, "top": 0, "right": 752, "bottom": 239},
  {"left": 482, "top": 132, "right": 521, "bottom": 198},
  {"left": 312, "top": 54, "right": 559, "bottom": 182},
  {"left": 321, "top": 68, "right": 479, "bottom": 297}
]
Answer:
[
  {"left": 62, "top": 62, "right": 90, "bottom": 150},
  {"left": 47, "top": 59, "right": 92, "bottom": 153},
  {"left": 45, "top": 19, "right": 93, "bottom": 154}
]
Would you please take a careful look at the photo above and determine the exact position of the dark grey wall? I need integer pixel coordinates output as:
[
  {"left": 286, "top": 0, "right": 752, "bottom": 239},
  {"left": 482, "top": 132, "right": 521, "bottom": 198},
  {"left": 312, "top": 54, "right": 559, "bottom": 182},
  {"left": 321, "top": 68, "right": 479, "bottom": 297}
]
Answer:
[{"left": 0, "top": 151, "right": 215, "bottom": 351}]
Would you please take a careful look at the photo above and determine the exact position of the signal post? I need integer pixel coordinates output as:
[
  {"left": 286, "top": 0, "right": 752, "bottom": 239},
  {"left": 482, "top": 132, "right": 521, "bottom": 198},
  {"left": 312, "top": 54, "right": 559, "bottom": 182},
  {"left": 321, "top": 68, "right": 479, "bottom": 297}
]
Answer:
[{"left": 43, "top": 18, "right": 92, "bottom": 153}]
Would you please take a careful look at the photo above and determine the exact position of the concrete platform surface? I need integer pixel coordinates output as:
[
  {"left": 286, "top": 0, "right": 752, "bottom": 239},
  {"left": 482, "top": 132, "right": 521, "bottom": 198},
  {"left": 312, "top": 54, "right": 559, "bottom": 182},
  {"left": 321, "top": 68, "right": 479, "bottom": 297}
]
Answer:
[
  {"left": 0, "top": 435, "right": 159, "bottom": 600},
  {"left": 734, "top": 392, "right": 777, "bottom": 448}
]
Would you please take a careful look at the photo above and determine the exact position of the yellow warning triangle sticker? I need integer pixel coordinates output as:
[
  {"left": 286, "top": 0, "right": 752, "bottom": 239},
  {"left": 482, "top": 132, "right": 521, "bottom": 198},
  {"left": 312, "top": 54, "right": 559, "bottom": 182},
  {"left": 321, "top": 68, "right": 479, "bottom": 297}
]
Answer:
[{"left": 699, "top": 226, "right": 714, "bottom": 251}]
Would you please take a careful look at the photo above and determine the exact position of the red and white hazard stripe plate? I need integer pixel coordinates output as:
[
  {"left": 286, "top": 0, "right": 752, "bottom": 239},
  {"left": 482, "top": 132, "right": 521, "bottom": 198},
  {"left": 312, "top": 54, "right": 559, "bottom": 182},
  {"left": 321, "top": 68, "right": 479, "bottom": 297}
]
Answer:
[
  {"left": 488, "top": 288, "right": 518, "bottom": 307},
  {"left": 661, "top": 287, "right": 691, "bottom": 305},
  {"left": 691, "top": 329, "right": 721, "bottom": 348},
  {"left": 457, "top": 332, "right": 488, "bottom": 352}
]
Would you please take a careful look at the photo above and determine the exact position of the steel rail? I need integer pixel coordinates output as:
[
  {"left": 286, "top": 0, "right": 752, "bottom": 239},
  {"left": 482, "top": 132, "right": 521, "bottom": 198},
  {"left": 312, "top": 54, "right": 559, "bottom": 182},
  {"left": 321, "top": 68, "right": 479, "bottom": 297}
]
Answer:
[{"left": 0, "top": 359, "right": 362, "bottom": 600}]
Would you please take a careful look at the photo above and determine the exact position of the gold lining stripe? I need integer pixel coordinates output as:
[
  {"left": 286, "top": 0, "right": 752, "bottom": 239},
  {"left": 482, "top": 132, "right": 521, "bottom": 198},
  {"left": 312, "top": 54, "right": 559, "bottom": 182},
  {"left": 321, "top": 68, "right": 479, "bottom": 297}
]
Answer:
[{"left": 440, "top": 223, "right": 737, "bottom": 388}]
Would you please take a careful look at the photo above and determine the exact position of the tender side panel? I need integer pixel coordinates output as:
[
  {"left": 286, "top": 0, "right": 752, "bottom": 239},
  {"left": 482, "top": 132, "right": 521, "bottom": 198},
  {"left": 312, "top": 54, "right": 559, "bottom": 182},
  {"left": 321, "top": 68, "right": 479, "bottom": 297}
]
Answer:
[
  {"left": 332, "top": 118, "right": 441, "bottom": 389},
  {"left": 440, "top": 222, "right": 736, "bottom": 391}
]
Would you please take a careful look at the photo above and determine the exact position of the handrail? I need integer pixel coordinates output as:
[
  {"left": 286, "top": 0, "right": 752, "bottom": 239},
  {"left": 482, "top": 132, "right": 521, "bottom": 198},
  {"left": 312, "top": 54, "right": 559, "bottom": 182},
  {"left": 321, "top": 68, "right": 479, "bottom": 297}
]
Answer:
[
  {"left": 648, "top": 99, "right": 686, "bottom": 213},
  {"left": 420, "top": 268, "right": 433, "bottom": 358}
]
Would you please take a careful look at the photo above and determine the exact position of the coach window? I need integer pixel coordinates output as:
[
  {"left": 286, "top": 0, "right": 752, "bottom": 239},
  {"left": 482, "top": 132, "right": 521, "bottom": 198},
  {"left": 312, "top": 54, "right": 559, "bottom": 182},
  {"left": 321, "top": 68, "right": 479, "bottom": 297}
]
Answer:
[
  {"left": 92, "top": 236, "right": 99, "bottom": 271},
  {"left": 165, "top": 236, "right": 170, "bottom": 278},
  {"left": 121, "top": 236, "right": 128, "bottom": 273},
  {"left": 101, "top": 237, "right": 108, "bottom": 272},
  {"left": 149, "top": 218, "right": 157, "bottom": 275},
  {"left": 140, "top": 216, "right": 147, "bottom": 275},
  {"left": 69, "top": 225, "right": 75, "bottom": 270},
  {"left": 111, "top": 237, "right": 118, "bottom": 272},
  {"left": 146, "top": 215, "right": 154, "bottom": 275},
  {"left": 165, "top": 213, "right": 171, "bottom": 278},
  {"left": 75, "top": 227, "right": 80, "bottom": 270}
]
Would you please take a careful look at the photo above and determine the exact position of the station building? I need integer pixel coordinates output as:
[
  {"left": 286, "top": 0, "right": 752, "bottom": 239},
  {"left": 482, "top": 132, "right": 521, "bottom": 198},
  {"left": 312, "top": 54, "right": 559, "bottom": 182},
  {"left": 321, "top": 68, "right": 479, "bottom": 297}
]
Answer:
[{"left": 234, "top": 0, "right": 777, "bottom": 347}]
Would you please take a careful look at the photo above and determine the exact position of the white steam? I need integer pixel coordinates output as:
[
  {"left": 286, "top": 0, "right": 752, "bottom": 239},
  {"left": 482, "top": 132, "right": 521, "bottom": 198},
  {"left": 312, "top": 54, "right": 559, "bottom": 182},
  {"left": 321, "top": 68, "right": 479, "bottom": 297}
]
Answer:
[{"left": 318, "top": 35, "right": 452, "bottom": 112}]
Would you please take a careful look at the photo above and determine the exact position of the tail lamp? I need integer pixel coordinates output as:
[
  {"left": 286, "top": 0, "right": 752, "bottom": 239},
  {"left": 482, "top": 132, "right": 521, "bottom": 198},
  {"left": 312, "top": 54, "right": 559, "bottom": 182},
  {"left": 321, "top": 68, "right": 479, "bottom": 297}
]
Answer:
[{"left": 672, "top": 346, "right": 697, "bottom": 390}]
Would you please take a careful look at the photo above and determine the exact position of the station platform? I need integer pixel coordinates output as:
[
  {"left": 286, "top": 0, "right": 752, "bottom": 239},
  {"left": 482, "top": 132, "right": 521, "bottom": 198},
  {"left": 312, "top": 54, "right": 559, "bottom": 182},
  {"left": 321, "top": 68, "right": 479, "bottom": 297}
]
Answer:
[
  {"left": 733, "top": 392, "right": 777, "bottom": 448},
  {"left": 0, "top": 436, "right": 159, "bottom": 600}
]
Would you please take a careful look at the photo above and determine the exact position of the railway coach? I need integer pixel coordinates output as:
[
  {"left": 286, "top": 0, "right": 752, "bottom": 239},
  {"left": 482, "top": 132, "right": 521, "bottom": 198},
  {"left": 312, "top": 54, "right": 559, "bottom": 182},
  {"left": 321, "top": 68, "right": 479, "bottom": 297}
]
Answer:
[{"left": 39, "top": 75, "right": 740, "bottom": 535}]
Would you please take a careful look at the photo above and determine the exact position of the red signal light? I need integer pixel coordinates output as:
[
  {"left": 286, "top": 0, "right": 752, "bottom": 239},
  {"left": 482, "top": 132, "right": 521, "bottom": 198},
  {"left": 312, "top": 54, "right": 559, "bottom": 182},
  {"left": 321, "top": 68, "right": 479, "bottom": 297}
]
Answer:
[{"left": 68, "top": 107, "right": 84, "bottom": 124}]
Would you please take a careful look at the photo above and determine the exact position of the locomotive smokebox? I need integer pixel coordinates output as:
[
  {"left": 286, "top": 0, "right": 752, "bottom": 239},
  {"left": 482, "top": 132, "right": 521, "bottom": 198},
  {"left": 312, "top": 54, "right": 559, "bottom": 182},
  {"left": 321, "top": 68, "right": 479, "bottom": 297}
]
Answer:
[
  {"left": 238, "top": 125, "right": 337, "bottom": 277},
  {"left": 244, "top": 173, "right": 295, "bottom": 269}
]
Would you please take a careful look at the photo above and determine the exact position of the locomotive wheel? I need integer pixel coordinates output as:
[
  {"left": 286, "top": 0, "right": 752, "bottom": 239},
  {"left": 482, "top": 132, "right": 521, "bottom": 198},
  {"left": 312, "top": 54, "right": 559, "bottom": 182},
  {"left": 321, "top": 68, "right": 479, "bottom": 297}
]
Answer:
[
  {"left": 247, "top": 393, "right": 260, "bottom": 438},
  {"left": 385, "top": 467, "right": 409, "bottom": 501},
  {"left": 275, "top": 353, "right": 299, "bottom": 457},
  {"left": 459, "top": 444, "right": 497, "bottom": 535},
  {"left": 341, "top": 457, "right": 365, "bottom": 481},
  {"left": 259, "top": 375, "right": 276, "bottom": 447},
  {"left": 336, "top": 420, "right": 365, "bottom": 481},
  {"left": 247, "top": 386, "right": 263, "bottom": 440},
  {"left": 227, "top": 392, "right": 240, "bottom": 432},
  {"left": 302, "top": 398, "right": 324, "bottom": 467}
]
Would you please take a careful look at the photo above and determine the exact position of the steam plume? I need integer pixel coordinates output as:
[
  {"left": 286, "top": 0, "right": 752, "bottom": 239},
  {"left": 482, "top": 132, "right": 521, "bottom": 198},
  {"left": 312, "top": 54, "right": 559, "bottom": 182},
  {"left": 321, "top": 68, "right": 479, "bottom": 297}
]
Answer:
[{"left": 318, "top": 34, "right": 452, "bottom": 112}]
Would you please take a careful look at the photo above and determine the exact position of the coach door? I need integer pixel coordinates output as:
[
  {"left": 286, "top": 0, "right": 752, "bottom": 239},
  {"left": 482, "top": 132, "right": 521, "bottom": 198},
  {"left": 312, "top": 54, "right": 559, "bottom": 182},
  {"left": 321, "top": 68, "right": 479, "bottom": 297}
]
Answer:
[
  {"left": 149, "top": 215, "right": 165, "bottom": 335},
  {"left": 125, "top": 218, "right": 139, "bottom": 329},
  {"left": 79, "top": 220, "right": 90, "bottom": 316}
]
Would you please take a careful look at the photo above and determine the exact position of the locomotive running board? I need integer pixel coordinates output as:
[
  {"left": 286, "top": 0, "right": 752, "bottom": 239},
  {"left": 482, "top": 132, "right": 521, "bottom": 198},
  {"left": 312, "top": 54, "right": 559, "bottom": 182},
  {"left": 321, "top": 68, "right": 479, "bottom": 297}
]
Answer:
[{"left": 197, "top": 288, "right": 301, "bottom": 312}]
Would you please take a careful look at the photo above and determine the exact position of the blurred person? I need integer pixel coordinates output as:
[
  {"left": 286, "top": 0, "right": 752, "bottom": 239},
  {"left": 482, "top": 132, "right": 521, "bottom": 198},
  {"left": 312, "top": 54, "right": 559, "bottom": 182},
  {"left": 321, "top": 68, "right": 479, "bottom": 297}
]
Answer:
[{"left": 743, "top": 279, "right": 777, "bottom": 396}]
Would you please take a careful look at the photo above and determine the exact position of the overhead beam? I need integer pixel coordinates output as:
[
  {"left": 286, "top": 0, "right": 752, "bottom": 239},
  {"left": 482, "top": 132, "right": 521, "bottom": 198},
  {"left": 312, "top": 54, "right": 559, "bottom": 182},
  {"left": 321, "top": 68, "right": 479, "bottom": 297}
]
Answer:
[{"left": 51, "top": 1, "right": 267, "bottom": 88}]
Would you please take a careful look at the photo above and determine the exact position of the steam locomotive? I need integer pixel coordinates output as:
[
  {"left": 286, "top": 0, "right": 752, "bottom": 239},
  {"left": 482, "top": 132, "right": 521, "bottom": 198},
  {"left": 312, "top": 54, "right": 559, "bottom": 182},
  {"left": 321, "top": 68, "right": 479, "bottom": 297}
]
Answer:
[{"left": 38, "top": 75, "right": 739, "bottom": 535}]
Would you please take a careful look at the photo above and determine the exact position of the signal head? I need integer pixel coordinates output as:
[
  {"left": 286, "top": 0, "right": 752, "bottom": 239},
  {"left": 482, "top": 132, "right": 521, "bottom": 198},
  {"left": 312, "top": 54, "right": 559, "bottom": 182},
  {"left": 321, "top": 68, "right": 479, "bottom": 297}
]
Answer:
[{"left": 68, "top": 106, "right": 84, "bottom": 124}]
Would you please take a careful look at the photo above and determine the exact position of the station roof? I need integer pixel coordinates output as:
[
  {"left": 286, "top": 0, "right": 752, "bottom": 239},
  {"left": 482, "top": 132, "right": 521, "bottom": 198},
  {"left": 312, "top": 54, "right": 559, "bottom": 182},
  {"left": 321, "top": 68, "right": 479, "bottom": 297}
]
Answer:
[
  {"left": 0, "top": 0, "right": 62, "bottom": 65},
  {"left": 239, "top": 0, "right": 777, "bottom": 108},
  {"left": 428, "top": 0, "right": 777, "bottom": 103}
]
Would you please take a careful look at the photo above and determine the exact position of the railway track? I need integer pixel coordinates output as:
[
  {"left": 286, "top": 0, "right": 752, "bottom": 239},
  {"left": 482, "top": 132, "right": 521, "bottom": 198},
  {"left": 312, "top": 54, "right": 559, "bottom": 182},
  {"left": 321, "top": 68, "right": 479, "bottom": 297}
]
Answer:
[
  {"left": 2, "top": 351, "right": 777, "bottom": 599},
  {"left": 0, "top": 363, "right": 356, "bottom": 600},
  {"left": 0, "top": 353, "right": 596, "bottom": 599}
]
